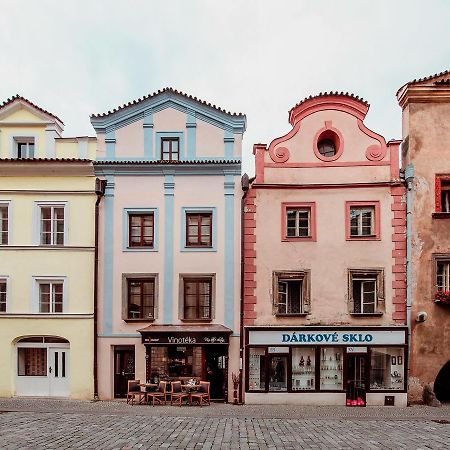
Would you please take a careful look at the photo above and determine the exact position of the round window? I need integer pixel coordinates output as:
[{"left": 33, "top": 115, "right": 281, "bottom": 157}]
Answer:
[{"left": 317, "top": 138, "right": 336, "bottom": 158}]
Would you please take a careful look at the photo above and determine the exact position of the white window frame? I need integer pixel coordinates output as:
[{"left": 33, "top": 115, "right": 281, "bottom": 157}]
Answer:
[
  {"left": 33, "top": 202, "right": 68, "bottom": 246},
  {"left": 350, "top": 206, "right": 375, "bottom": 236},
  {"left": 0, "top": 276, "right": 9, "bottom": 313},
  {"left": 0, "top": 201, "right": 11, "bottom": 245},
  {"left": 352, "top": 277, "right": 377, "bottom": 314},
  {"left": 277, "top": 278, "right": 304, "bottom": 314},
  {"left": 32, "top": 277, "right": 67, "bottom": 314},
  {"left": 348, "top": 269, "right": 385, "bottom": 315},
  {"left": 441, "top": 183, "right": 450, "bottom": 213},
  {"left": 14, "top": 136, "right": 35, "bottom": 159},
  {"left": 286, "top": 208, "right": 311, "bottom": 238},
  {"left": 436, "top": 260, "right": 450, "bottom": 291}
]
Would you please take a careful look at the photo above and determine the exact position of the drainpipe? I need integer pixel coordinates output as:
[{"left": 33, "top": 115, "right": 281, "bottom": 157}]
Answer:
[
  {"left": 405, "top": 164, "right": 414, "bottom": 351},
  {"left": 93, "top": 178, "right": 106, "bottom": 400},
  {"left": 239, "top": 173, "right": 250, "bottom": 404}
]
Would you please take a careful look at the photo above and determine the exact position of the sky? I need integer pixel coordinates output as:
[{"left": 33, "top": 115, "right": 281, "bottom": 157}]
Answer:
[{"left": 1, "top": 0, "right": 449, "bottom": 174}]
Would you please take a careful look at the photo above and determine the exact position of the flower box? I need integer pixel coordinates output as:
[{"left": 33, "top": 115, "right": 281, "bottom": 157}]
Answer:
[{"left": 434, "top": 291, "right": 450, "bottom": 305}]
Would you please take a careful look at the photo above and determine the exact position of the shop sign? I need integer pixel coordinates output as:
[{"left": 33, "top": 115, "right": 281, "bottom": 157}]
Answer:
[
  {"left": 347, "top": 346, "right": 368, "bottom": 353},
  {"left": 143, "top": 333, "right": 229, "bottom": 345},
  {"left": 248, "top": 329, "right": 406, "bottom": 346},
  {"left": 268, "top": 347, "right": 289, "bottom": 354}
]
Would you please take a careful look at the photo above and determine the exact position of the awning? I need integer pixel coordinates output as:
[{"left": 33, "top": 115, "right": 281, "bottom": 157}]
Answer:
[{"left": 138, "top": 324, "right": 233, "bottom": 345}]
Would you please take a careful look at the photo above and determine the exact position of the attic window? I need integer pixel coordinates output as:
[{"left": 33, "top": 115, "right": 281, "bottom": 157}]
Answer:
[
  {"left": 316, "top": 130, "right": 340, "bottom": 159},
  {"left": 317, "top": 138, "right": 336, "bottom": 157},
  {"left": 15, "top": 137, "right": 35, "bottom": 159}
]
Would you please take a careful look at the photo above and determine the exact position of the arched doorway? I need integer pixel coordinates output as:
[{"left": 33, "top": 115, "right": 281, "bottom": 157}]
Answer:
[
  {"left": 15, "top": 336, "right": 70, "bottom": 397},
  {"left": 434, "top": 360, "right": 450, "bottom": 403}
]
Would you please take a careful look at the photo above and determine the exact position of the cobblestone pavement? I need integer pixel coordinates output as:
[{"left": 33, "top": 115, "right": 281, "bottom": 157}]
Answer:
[{"left": 0, "top": 399, "right": 449, "bottom": 449}]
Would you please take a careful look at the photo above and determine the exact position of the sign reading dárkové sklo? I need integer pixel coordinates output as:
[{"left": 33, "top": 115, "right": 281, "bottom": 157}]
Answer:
[{"left": 248, "top": 330, "right": 406, "bottom": 346}]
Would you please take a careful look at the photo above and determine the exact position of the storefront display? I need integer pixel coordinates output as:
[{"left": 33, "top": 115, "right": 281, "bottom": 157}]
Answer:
[{"left": 245, "top": 326, "right": 408, "bottom": 406}]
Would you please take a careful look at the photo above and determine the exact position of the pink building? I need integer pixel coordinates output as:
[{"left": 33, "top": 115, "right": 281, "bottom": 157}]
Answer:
[
  {"left": 91, "top": 89, "right": 245, "bottom": 401},
  {"left": 243, "top": 93, "right": 407, "bottom": 406}
]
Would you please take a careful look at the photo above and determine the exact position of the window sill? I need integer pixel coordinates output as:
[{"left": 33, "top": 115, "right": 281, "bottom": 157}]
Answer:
[
  {"left": 275, "top": 313, "right": 309, "bottom": 317},
  {"left": 282, "top": 237, "right": 316, "bottom": 242},
  {"left": 123, "top": 318, "right": 155, "bottom": 323},
  {"left": 181, "top": 247, "right": 216, "bottom": 253},
  {"left": 432, "top": 212, "right": 450, "bottom": 219},
  {"left": 123, "top": 246, "right": 158, "bottom": 252},
  {"left": 346, "top": 235, "right": 380, "bottom": 241},
  {"left": 180, "top": 318, "right": 212, "bottom": 322},
  {"left": 350, "top": 312, "right": 384, "bottom": 317}
]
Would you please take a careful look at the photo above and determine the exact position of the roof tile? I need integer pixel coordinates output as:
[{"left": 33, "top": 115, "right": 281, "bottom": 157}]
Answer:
[{"left": 0, "top": 95, "right": 64, "bottom": 124}]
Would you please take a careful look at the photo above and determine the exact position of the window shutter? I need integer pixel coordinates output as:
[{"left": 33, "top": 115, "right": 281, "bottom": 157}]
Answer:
[
  {"left": 348, "top": 272, "right": 354, "bottom": 313},
  {"left": 377, "top": 271, "right": 385, "bottom": 313},
  {"left": 272, "top": 273, "right": 279, "bottom": 315}
]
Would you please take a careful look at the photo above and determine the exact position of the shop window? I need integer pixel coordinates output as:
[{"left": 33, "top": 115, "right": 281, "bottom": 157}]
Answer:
[
  {"left": 122, "top": 274, "right": 158, "bottom": 321},
  {"left": 248, "top": 348, "right": 266, "bottom": 391},
  {"left": 161, "top": 137, "right": 180, "bottom": 161},
  {"left": 370, "top": 347, "right": 405, "bottom": 390},
  {"left": 150, "top": 346, "right": 202, "bottom": 381},
  {"left": 348, "top": 269, "right": 384, "bottom": 315},
  {"left": 0, "top": 204, "right": 9, "bottom": 245},
  {"left": 39, "top": 281, "right": 64, "bottom": 313},
  {"left": 346, "top": 201, "right": 380, "bottom": 240},
  {"left": 320, "top": 347, "right": 343, "bottom": 390},
  {"left": 128, "top": 213, "right": 154, "bottom": 248},
  {"left": 292, "top": 348, "right": 315, "bottom": 391},
  {"left": 182, "top": 277, "right": 213, "bottom": 320},
  {"left": 268, "top": 355, "right": 288, "bottom": 392},
  {"left": 39, "top": 205, "right": 65, "bottom": 245},
  {"left": 273, "top": 271, "right": 310, "bottom": 315},
  {"left": 18, "top": 348, "right": 47, "bottom": 376},
  {"left": 186, "top": 213, "right": 212, "bottom": 247},
  {"left": 0, "top": 279, "right": 6, "bottom": 312}
]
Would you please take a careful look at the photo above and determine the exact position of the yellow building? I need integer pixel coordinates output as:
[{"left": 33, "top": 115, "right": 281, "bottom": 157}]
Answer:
[{"left": 0, "top": 96, "right": 98, "bottom": 399}]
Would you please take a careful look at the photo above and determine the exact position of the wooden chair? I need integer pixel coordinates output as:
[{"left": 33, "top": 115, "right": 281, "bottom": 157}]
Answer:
[
  {"left": 147, "top": 381, "right": 168, "bottom": 406},
  {"left": 190, "top": 381, "right": 210, "bottom": 407},
  {"left": 126, "top": 380, "right": 145, "bottom": 405},
  {"left": 170, "top": 381, "right": 189, "bottom": 407}
]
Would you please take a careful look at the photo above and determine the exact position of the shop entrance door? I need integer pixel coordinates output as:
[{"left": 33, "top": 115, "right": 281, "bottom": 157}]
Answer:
[
  {"left": 48, "top": 348, "right": 70, "bottom": 397},
  {"left": 204, "top": 346, "right": 227, "bottom": 401},
  {"left": 346, "top": 354, "right": 367, "bottom": 406},
  {"left": 114, "top": 347, "right": 135, "bottom": 398}
]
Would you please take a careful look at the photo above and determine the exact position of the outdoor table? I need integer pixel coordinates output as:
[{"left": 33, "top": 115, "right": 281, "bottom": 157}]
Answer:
[{"left": 182, "top": 385, "right": 200, "bottom": 405}]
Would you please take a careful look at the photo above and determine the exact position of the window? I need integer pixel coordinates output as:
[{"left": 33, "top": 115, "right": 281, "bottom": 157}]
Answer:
[
  {"left": 15, "top": 137, "right": 35, "bottom": 159},
  {"left": 435, "top": 175, "right": 450, "bottom": 213},
  {"left": 286, "top": 208, "right": 310, "bottom": 237},
  {"left": 40, "top": 206, "right": 64, "bottom": 245},
  {"left": 18, "top": 348, "right": 47, "bottom": 376},
  {"left": 161, "top": 137, "right": 180, "bottom": 161},
  {"left": 348, "top": 269, "right": 384, "bottom": 315},
  {"left": 127, "top": 279, "right": 155, "bottom": 320},
  {"left": 128, "top": 213, "right": 154, "bottom": 248},
  {"left": 318, "top": 138, "right": 336, "bottom": 157},
  {"left": 292, "top": 347, "right": 315, "bottom": 391},
  {"left": 0, "top": 204, "right": 8, "bottom": 244},
  {"left": 273, "top": 271, "right": 310, "bottom": 315},
  {"left": 39, "top": 282, "right": 63, "bottom": 313},
  {"left": 346, "top": 201, "right": 380, "bottom": 240},
  {"left": 370, "top": 347, "right": 405, "bottom": 390},
  {"left": 248, "top": 348, "right": 266, "bottom": 391},
  {"left": 183, "top": 278, "right": 212, "bottom": 320},
  {"left": 0, "top": 280, "right": 6, "bottom": 312},
  {"left": 436, "top": 260, "right": 450, "bottom": 291},
  {"left": 186, "top": 213, "right": 212, "bottom": 247},
  {"left": 320, "top": 347, "right": 343, "bottom": 390},
  {"left": 282, "top": 203, "right": 316, "bottom": 241},
  {"left": 268, "top": 355, "right": 288, "bottom": 392}
]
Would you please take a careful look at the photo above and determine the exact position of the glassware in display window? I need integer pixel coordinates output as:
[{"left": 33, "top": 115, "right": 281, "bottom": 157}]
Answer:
[
  {"left": 370, "top": 347, "right": 405, "bottom": 390},
  {"left": 248, "top": 348, "right": 266, "bottom": 391},
  {"left": 268, "top": 356, "right": 288, "bottom": 391},
  {"left": 320, "top": 347, "right": 343, "bottom": 390},
  {"left": 291, "top": 348, "right": 315, "bottom": 391}
]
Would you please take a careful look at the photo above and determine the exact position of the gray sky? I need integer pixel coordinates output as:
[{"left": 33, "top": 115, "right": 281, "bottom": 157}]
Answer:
[{"left": 1, "top": 0, "right": 449, "bottom": 174}]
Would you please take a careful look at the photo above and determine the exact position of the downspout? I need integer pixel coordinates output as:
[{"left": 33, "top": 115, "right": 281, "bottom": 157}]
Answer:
[
  {"left": 239, "top": 173, "right": 250, "bottom": 404},
  {"left": 94, "top": 178, "right": 106, "bottom": 400},
  {"left": 405, "top": 164, "right": 414, "bottom": 351}
]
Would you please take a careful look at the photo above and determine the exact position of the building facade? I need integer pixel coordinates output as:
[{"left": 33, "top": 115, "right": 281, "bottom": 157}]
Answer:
[
  {"left": 243, "top": 93, "right": 408, "bottom": 406},
  {"left": 92, "top": 88, "right": 245, "bottom": 401},
  {"left": 397, "top": 70, "right": 450, "bottom": 403},
  {"left": 0, "top": 96, "right": 97, "bottom": 399}
]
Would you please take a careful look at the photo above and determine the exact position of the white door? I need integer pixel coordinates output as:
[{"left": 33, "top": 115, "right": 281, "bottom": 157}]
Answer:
[{"left": 48, "top": 348, "right": 69, "bottom": 397}]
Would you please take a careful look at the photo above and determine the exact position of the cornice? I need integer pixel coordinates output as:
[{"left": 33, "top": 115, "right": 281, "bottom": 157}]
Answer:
[{"left": 397, "top": 85, "right": 450, "bottom": 109}]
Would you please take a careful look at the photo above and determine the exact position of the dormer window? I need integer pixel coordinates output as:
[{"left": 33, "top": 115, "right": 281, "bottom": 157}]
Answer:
[
  {"left": 15, "top": 137, "right": 35, "bottom": 159},
  {"left": 161, "top": 137, "right": 179, "bottom": 161},
  {"left": 317, "top": 138, "right": 336, "bottom": 158}
]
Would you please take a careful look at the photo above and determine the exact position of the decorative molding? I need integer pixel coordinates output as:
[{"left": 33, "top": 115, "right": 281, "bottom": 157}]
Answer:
[
  {"left": 269, "top": 146, "right": 290, "bottom": 163},
  {"left": 281, "top": 202, "right": 317, "bottom": 242},
  {"left": 312, "top": 121, "right": 344, "bottom": 162},
  {"left": 357, "top": 119, "right": 387, "bottom": 162},
  {"left": 180, "top": 206, "right": 217, "bottom": 253},
  {"left": 224, "top": 174, "right": 235, "bottom": 329},
  {"left": 163, "top": 174, "right": 175, "bottom": 323},
  {"left": 122, "top": 207, "right": 159, "bottom": 252},
  {"left": 345, "top": 201, "right": 381, "bottom": 241}
]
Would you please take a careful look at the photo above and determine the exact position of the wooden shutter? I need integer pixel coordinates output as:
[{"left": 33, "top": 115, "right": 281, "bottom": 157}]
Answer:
[{"left": 347, "top": 271, "right": 354, "bottom": 313}]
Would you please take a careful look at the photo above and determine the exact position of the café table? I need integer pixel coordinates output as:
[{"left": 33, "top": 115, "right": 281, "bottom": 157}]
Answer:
[
  {"left": 182, "top": 384, "right": 200, "bottom": 406},
  {"left": 139, "top": 383, "right": 158, "bottom": 404}
]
